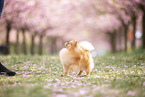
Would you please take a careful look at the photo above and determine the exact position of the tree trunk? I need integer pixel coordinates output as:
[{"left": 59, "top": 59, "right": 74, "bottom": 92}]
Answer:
[
  {"left": 39, "top": 35, "right": 43, "bottom": 55},
  {"left": 5, "top": 23, "right": 11, "bottom": 54},
  {"left": 15, "top": 30, "right": 19, "bottom": 54},
  {"left": 111, "top": 32, "right": 117, "bottom": 53},
  {"left": 132, "top": 16, "right": 137, "bottom": 50},
  {"left": 118, "top": 28, "right": 123, "bottom": 51},
  {"left": 124, "top": 26, "right": 128, "bottom": 52},
  {"left": 30, "top": 33, "right": 35, "bottom": 55},
  {"left": 107, "top": 32, "right": 117, "bottom": 53},
  {"left": 142, "top": 11, "right": 145, "bottom": 49},
  {"left": 51, "top": 38, "right": 57, "bottom": 54},
  {"left": 22, "top": 29, "right": 27, "bottom": 55}
]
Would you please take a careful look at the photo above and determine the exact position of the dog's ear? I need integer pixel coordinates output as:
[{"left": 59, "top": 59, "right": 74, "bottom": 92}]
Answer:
[{"left": 74, "top": 40, "right": 78, "bottom": 46}]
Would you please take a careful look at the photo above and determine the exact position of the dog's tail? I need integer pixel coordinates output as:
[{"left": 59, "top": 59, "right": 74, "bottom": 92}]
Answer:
[{"left": 79, "top": 41, "right": 95, "bottom": 51}]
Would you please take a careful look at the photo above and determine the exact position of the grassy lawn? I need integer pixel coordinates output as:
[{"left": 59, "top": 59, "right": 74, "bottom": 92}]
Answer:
[{"left": 0, "top": 50, "right": 145, "bottom": 97}]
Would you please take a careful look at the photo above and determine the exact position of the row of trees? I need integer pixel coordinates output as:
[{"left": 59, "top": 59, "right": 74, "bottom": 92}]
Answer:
[
  {"left": 1, "top": 0, "right": 66, "bottom": 55},
  {"left": 0, "top": 0, "right": 144, "bottom": 54},
  {"left": 1, "top": 0, "right": 89, "bottom": 55},
  {"left": 82, "top": 0, "right": 145, "bottom": 53},
  {"left": 101, "top": 0, "right": 145, "bottom": 53}
]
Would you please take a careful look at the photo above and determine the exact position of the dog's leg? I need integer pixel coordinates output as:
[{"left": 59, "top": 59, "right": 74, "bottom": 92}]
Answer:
[
  {"left": 86, "top": 67, "right": 90, "bottom": 76},
  {"left": 77, "top": 70, "right": 83, "bottom": 76},
  {"left": 60, "top": 65, "right": 69, "bottom": 76},
  {"left": 68, "top": 65, "right": 74, "bottom": 74}
]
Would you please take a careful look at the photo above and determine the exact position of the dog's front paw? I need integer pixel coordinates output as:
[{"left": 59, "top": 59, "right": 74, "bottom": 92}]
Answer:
[
  {"left": 60, "top": 74, "right": 66, "bottom": 76},
  {"left": 60, "top": 74, "right": 64, "bottom": 76},
  {"left": 77, "top": 75, "right": 82, "bottom": 77}
]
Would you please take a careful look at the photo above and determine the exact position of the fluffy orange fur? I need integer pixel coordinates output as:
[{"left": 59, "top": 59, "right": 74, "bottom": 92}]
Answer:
[{"left": 59, "top": 40, "right": 94, "bottom": 76}]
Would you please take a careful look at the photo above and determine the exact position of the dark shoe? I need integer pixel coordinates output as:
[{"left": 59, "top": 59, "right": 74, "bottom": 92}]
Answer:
[{"left": 0, "top": 62, "right": 16, "bottom": 76}]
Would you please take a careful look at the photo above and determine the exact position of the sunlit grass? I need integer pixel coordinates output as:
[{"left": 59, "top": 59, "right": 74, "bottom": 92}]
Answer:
[{"left": 0, "top": 50, "right": 145, "bottom": 97}]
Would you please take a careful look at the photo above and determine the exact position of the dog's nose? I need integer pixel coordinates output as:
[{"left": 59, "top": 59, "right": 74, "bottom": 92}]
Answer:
[{"left": 65, "top": 42, "right": 68, "bottom": 46}]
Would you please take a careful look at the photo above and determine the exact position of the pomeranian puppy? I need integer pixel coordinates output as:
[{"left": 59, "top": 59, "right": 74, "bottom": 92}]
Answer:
[{"left": 59, "top": 40, "right": 95, "bottom": 76}]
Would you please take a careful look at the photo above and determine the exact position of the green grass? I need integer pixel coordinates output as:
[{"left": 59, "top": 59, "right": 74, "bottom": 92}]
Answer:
[{"left": 0, "top": 50, "right": 145, "bottom": 97}]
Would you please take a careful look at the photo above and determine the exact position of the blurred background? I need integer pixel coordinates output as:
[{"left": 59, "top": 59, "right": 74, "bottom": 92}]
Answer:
[{"left": 0, "top": 0, "right": 145, "bottom": 56}]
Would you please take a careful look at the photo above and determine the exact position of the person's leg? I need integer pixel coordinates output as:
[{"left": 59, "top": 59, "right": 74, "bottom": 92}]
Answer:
[
  {"left": 0, "top": 1, "right": 16, "bottom": 76},
  {"left": 0, "top": 62, "right": 16, "bottom": 76},
  {"left": 0, "top": 0, "right": 4, "bottom": 18}
]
